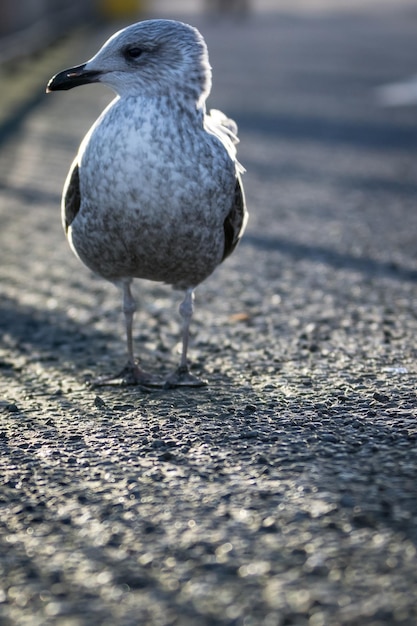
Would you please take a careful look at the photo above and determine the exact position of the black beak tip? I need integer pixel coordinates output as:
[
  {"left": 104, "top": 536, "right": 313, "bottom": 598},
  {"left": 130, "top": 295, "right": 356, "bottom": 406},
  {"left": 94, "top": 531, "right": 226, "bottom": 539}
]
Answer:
[
  {"left": 46, "top": 77, "right": 55, "bottom": 93},
  {"left": 46, "top": 70, "right": 75, "bottom": 93},
  {"left": 45, "top": 64, "right": 100, "bottom": 93}
]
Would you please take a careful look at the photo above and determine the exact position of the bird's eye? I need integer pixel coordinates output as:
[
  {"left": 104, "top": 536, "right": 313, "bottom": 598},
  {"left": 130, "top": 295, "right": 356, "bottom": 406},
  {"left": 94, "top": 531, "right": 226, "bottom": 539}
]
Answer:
[{"left": 124, "top": 47, "right": 144, "bottom": 60}]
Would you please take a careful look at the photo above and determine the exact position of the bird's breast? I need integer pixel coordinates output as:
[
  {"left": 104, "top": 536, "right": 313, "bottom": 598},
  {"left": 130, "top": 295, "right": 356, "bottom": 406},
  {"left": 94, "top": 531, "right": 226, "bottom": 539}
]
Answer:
[
  {"left": 69, "top": 102, "right": 235, "bottom": 286},
  {"left": 80, "top": 104, "right": 232, "bottom": 219}
]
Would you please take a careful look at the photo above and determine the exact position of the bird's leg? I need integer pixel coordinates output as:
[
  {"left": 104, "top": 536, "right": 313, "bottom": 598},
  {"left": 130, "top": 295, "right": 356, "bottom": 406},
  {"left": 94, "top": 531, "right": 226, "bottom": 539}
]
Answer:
[
  {"left": 165, "top": 288, "right": 207, "bottom": 388},
  {"left": 179, "top": 287, "right": 194, "bottom": 369},
  {"left": 92, "top": 280, "right": 163, "bottom": 387},
  {"left": 123, "top": 279, "right": 137, "bottom": 368}
]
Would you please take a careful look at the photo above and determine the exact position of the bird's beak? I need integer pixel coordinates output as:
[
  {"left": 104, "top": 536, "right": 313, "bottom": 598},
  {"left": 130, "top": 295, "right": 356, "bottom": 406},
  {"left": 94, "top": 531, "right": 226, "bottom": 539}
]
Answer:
[{"left": 46, "top": 63, "right": 102, "bottom": 92}]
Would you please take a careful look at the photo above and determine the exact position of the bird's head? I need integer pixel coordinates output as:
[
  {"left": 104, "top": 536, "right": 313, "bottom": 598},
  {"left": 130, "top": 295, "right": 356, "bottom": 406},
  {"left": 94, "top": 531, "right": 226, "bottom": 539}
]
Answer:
[{"left": 46, "top": 19, "right": 212, "bottom": 106}]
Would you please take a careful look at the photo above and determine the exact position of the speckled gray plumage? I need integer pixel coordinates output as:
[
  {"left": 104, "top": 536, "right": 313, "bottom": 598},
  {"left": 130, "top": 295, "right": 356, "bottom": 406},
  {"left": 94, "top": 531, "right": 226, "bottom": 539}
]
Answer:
[
  {"left": 48, "top": 19, "right": 247, "bottom": 384},
  {"left": 60, "top": 20, "right": 247, "bottom": 290}
]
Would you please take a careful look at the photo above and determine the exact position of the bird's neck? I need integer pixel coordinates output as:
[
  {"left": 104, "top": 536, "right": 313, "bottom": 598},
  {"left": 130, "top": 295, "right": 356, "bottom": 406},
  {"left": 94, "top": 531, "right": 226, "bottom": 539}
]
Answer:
[{"left": 118, "top": 93, "right": 206, "bottom": 121}]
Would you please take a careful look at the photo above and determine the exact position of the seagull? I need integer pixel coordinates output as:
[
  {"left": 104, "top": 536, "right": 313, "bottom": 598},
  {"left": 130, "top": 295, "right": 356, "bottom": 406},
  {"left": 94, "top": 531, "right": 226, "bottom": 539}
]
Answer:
[{"left": 47, "top": 19, "right": 247, "bottom": 387}]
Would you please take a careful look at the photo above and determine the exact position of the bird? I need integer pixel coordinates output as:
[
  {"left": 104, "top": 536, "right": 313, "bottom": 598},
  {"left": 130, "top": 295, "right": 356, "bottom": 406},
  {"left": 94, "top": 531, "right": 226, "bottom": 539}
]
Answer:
[{"left": 46, "top": 19, "right": 248, "bottom": 387}]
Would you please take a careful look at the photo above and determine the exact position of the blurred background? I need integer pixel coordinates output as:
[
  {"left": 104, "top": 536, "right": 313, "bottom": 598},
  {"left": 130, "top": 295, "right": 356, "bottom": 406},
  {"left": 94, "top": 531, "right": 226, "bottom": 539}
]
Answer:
[
  {"left": 1, "top": 0, "right": 417, "bottom": 329},
  {"left": 1, "top": 0, "right": 417, "bottom": 296},
  {"left": 2, "top": 0, "right": 416, "bottom": 63}
]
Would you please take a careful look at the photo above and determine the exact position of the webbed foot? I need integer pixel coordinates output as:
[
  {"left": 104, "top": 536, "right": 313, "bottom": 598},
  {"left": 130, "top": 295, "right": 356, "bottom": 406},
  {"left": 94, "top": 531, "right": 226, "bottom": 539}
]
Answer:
[
  {"left": 164, "top": 364, "right": 208, "bottom": 388},
  {"left": 90, "top": 362, "right": 164, "bottom": 388}
]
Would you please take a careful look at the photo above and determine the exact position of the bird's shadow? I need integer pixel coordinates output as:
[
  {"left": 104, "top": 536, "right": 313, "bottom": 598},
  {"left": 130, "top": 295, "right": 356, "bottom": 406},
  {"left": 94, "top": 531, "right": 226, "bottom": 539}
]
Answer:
[
  {"left": 0, "top": 293, "right": 216, "bottom": 390},
  {"left": 0, "top": 293, "right": 114, "bottom": 378},
  {"left": 242, "top": 234, "right": 417, "bottom": 283}
]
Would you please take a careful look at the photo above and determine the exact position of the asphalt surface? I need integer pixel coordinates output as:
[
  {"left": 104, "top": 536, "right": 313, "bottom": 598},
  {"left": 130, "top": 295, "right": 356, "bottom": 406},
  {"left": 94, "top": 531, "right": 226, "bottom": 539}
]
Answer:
[{"left": 1, "top": 4, "right": 417, "bottom": 625}]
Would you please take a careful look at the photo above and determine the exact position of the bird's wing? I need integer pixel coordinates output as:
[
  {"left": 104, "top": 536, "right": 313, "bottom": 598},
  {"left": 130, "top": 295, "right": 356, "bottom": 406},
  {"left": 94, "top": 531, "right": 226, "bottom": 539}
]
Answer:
[
  {"left": 62, "top": 159, "right": 81, "bottom": 233},
  {"left": 204, "top": 109, "right": 248, "bottom": 260},
  {"left": 222, "top": 172, "right": 248, "bottom": 262},
  {"left": 204, "top": 108, "right": 245, "bottom": 173}
]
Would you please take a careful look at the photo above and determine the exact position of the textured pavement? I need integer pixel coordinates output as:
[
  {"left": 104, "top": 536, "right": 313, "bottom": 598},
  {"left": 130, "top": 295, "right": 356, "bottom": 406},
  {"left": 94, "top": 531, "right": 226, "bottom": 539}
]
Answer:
[{"left": 1, "top": 3, "right": 417, "bottom": 625}]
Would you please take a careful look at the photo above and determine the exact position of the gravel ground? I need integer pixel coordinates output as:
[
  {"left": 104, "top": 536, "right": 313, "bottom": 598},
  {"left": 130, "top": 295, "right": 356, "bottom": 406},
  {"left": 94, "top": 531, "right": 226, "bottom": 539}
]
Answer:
[{"left": 1, "top": 4, "right": 417, "bottom": 625}]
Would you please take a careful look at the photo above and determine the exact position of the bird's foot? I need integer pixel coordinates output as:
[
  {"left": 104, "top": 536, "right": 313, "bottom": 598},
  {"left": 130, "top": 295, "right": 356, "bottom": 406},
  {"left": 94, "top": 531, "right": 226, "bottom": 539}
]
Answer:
[
  {"left": 164, "top": 364, "right": 208, "bottom": 388},
  {"left": 91, "top": 362, "right": 164, "bottom": 388}
]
